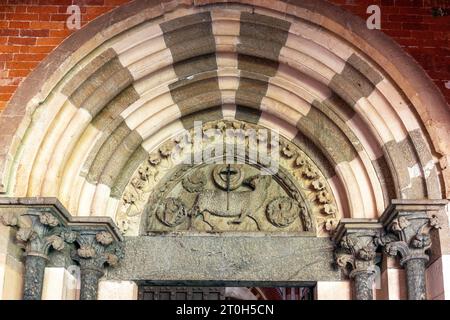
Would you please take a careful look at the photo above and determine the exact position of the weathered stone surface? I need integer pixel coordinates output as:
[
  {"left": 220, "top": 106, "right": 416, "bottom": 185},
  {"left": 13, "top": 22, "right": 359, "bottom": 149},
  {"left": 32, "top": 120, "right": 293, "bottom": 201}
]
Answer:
[
  {"left": 106, "top": 235, "right": 341, "bottom": 282},
  {"left": 238, "top": 12, "right": 290, "bottom": 61},
  {"left": 405, "top": 257, "right": 426, "bottom": 300},
  {"left": 116, "top": 120, "right": 339, "bottom": 237},
  {"left": 84, "top": 122, "right": 133, "bottom": 185},
  {"left": 329, "top": 54, "right": 382, "bottom": 107},
  {"left": 379, "top": 200, "right": 448, "bottom": 300},
  {"left": 61, "top": 48, "right": 117, "bottom": 98},
  {"left": 145, "top": 164, "right": 314, "bottom": 233},
  {"left": 80, "top": 268, "right": 104, "bottom": 300},
  {"left": 333, "top": 219, "right": 382, "bottom": 300},
  {"left": 181, "top": 107, "right": 223, "bottom": 129},
  {"left": 111, "top": 147, "right": 149, "bottom": 199},
  {"left": 383, "top": 135, "right": 426, "bottom": 199},
  {"left": 161, "top": 12, "right": 216, "bottom": 63},
  {"left": 67, "top": 55, "right": 133, "bottom": 117},
  {"left": 23, "top": 255, "right": 46, "bottom": 300},
  {"left": 372, "top": 156, "right": 397, "bottom": 204},
  {"left": 352, "top": 270, "right": 374, "bottom": 300},
  {"left": 292, "top": 132, "right": 336, "bottom": 179},
  {"left": 297, "top": 107, "right": 358, "bottom": 164},
  {"left": 98, "top": 130, "right": 143, "bottom": 187},
  {"left": 234, "top": 105, "right": 262, "bottom": 124}
]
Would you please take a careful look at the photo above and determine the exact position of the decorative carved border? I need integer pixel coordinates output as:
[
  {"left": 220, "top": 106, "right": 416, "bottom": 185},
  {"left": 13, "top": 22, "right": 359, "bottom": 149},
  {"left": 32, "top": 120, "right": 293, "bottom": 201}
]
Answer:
[{"left": 116, "top": 121, "right": 340, "bottom": 236}]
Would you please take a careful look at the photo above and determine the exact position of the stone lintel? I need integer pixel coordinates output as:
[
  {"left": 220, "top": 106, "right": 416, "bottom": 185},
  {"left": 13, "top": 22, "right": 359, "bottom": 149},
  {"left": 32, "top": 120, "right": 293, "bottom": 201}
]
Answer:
[{"left": 107, "top": 235, "right": 341, "bottom": 283}]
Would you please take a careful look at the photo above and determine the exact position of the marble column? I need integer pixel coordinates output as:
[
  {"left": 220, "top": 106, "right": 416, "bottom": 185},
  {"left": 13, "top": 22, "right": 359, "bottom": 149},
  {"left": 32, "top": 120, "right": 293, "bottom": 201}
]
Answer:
[
  {"left": 380, "top": 200, "right": 447, "bottom": 300},
  {"left": 333, "top": 219, "right": 382, "bottom": 300},
  {"left": 23, "top": 254, "right": 48, "bottom": 300},
  {"left": 0, "top": 210, "right": 77, "bottom": 300},
  {"left": 72, "top": 231, "right": 124, "bottom": 300}
]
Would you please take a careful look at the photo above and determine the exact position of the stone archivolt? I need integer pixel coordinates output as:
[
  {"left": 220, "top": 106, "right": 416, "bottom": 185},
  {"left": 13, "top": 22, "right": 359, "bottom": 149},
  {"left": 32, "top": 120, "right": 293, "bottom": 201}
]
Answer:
[
  {"left": 0, "top": 0, "right": 448, "bottom": 301},
  {"left": 116, "top": 120, "right": 339, "bottom": 235},
  {"left": 0, "top": 1, "right": 445, "bottom": 231}
]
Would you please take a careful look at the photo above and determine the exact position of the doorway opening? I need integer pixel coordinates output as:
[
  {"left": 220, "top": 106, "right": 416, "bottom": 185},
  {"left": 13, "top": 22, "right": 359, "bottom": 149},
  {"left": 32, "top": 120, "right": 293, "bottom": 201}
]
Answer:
[{"left": 138, "top": 282, "right": 315, "bottom": 300}]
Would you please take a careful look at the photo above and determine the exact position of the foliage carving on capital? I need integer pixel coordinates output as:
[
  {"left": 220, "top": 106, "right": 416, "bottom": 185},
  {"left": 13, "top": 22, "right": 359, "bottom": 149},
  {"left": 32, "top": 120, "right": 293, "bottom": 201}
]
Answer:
[
  {"left": 335, "top": 233, "right": 379, "bottom": 278},
  {"left": 380, "top": 213, "right": 440, "bottom": 264},
  {"left": 0, "top": 211, "right": 77, "bottom": 257},
  {"left": 72, "top": 231, "right": 124, "bottom": 271}
]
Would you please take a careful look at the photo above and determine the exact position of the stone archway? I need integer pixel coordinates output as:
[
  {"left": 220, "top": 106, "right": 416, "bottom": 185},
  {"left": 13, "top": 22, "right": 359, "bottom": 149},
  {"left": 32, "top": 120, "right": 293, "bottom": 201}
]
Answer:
[{"left": 0, "top": 0, "right": 448, "bottom": 301}]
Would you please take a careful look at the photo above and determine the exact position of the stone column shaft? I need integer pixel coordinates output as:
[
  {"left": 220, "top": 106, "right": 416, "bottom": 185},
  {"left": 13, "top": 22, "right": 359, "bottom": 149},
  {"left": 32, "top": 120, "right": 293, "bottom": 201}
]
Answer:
[
  {"left": 351, "top": 270, "right": 374, "bottom": 300},
  {"left": 80, "top": 267, "right": 104, "bottom": 300},
  {"left": 23, "top": 254, "right": 47, "bottom": 300},
  {"left": 405, "top": 258, "right": 427, "bottom": 300},
  {"left": 379, "top": 200, "right": 447, "bottom": 301}
]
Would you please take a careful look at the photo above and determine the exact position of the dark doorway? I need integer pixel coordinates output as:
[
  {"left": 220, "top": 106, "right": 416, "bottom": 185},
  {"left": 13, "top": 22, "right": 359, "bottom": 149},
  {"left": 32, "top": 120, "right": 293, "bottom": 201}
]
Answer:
[{"left": 138, "top": 285, "right": 314, "bottom": 300}]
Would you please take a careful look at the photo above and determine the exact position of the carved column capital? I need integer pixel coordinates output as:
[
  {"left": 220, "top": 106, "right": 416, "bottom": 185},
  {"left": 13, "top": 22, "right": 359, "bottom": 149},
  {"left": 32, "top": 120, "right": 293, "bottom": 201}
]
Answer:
[
  {"left": 379, "top": 200, "right": 445, "bottom": 265},
  {"left": 70, "top": 227, "right": 124, "bottom": 300},
  {"left": 0, "top": 209, "right": 77, "bottom": 300},
  {"left": 1, "top": 210, "right": 77, "bottom": 258},
  {"left": 71, "top": 230, "right": 124, "bottom": 272},
  {"left": 379, "top": 199, "right": 447, "bottom": 300},
  {"left": 333, "top": 219, "right": 382, "bottom": 300}
]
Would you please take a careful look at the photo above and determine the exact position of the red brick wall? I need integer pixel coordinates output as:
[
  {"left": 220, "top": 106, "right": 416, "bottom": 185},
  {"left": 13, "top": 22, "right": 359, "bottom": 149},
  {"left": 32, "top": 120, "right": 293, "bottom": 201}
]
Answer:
[{"left": 0, "top": 0, "right": 449, "bottom": 113}]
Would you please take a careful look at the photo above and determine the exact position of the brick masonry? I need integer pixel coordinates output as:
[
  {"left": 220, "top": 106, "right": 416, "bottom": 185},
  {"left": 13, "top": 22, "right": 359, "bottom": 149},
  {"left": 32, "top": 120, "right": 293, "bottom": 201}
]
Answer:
[{"left": 0, "top": 0, "right": 449, "bottom": 114}]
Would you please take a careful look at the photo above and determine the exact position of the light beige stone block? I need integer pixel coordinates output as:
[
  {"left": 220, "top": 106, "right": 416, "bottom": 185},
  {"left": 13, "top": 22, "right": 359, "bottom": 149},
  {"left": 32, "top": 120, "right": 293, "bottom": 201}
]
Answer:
[
  {"left": 13, "top": 92, "right": 68, "bottom": 197},
  {"left": 222, "top": 104, "right": 236, "bottom": 120},
  {"left": 132, "top": 68, "right": 177, "bottom": 97},
  {"left": 28, "top": 101, "right": 78, "bottom": 196},
  {"left": 376, "top": 78, "right": 421, "bottom": 133},
  {"left": 136, "top": 104, "right": 182, "bottom": 140},
  {"left": 355, "top": 98, "right": 394, "bottom": 145},
  {"left": 60, "top": 124, "right": 101, "bottom": 208},
  {"left": 127, "top": 49, "right": 174, "bottom": 82},
  {"left": 118, "top": 35, "right": 167, "bottom": 68},
  {"left": 366, "top": 89, "right": 407, "bottom": 143},
  {"left": 42, "top": 267, "right": 79, "bottom": 300},
  {"left": 285, "top": 32, "right": 347, "bottom": 75},
  {"left": 141, "top": 120, "right": 185, "bottom": 153},
  {"left": 98, "top": 280, "right": 137, "bottom": 300},
  {"left": 126, "top": 93, "right": 177, "bottom": 133},
  {"left": 258, "top": 112, "right": 298, "bottom": 140},
  {"left": 314, "top": 281, "right": 351, "bottom": 300},
  {"left": 386, "top": 268, "right": 407, "bottom": 300},
  {"left": 1, "top": 255, "right": 24, "bottom": 300},
  {"left": 426, "top": 256, "right": 444, "bottom": 300},
  {"left": 91, "top": 183, "right": 112, "bottom": 217},
  {"left": 274, "top": 64, "right": 331, "bottom": 104},
  {"left": 279, "top": 47, "right": 334, "bottom": 85},
  {"left": 112, "top": 23, "right": 164, "bottom": 55},
  {"left": 347, "top": 114, "right": 383, "bottom": 161},
  {"left": 335, "top": 161, "right": 364, "bottom": 219},
  {"left": 349, "top": 157, "right": 377, "bottom": 219},
  {"left": 78, "top": 181, "right": 97, "bottom": 216},
  {"left": 289, "top": 21, "right": 353, "bottom": 62}
]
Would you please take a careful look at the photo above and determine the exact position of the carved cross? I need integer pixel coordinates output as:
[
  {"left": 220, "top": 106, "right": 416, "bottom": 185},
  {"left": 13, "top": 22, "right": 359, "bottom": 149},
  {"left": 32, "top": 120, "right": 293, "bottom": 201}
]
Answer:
[{"left": 220, "top": 164, "right": 238, "bottom": 210}]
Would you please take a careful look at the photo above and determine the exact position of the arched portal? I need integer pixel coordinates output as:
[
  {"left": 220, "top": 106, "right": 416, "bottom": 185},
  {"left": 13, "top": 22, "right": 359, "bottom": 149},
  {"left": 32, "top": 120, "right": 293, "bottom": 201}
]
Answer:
[{"left": 0, "top": 0, "right": 448, "bottom": 301}]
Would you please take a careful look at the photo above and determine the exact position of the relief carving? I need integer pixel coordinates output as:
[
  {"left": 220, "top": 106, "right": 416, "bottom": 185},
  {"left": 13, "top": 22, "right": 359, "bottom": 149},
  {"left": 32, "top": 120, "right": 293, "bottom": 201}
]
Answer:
[
  {"left": 146, "top": 164, "right": 310, "bottom": 233},
  {"left": 116, "top": 120, "right": 340, "bottom": 236},
  {"left": 266, "top": 197, "right": 304, "bottom": 228}
]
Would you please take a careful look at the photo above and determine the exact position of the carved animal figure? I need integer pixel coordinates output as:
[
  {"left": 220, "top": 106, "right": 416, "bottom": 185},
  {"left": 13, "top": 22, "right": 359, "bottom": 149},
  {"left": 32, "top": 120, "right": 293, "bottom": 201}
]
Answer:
[{"left": 190, "top": 175, "right": 271, "bottom": 228}]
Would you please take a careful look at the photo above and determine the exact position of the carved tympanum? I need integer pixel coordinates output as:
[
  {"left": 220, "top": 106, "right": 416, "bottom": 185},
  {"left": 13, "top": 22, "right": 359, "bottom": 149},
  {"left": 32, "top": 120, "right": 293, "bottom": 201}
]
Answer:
[
  {"left": 146, "top": 164, "right": 312, "bottom": 232},
  {"left": 116, "top": 120, "right": 340, "bottom": 236}
]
